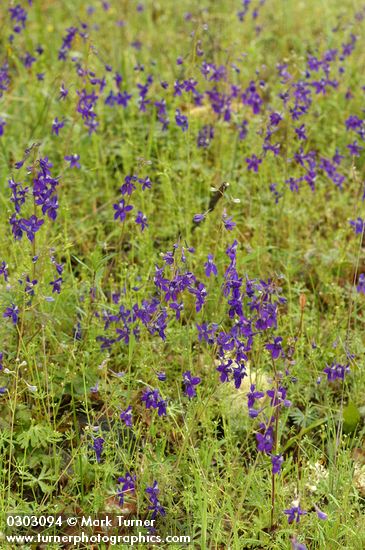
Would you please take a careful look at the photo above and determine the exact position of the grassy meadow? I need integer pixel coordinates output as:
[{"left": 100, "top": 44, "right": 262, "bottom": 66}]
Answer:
[{"left": 1, "top": 0, "right": 365, "bottom": 548}]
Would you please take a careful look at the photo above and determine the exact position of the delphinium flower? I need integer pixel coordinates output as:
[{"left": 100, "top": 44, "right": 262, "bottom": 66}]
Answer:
[
  {"left": 113, "top": 199, "right": 133, "bottom": 221},
  {"left": 242, "top": 81, "right": 263, "bottom": 114},
  {"left": 58, "top": 26, "right": 78, "bottom": 60},
  {"left": 64, "top": 154, "right": 81, "bottom": 168},
  {"left": 175, "top": 109, "right": 188, "bottom": 131},
  {"left": 145, "top": 481, "right": 166, "bottom": 519},
  {"left": 24, "top": 276, "right": 38, "bottom": 297},
  {"left": 271, "top": 453, "right": 284, "bottom": 474},
  {"left": 256, "top": 419, "right": 274, "bottom": 453},
  {"left": 22, "top": 52, "right": 36, "bottom": 69},
  {"left": 0, "top": 261, "right": 9, "bottom": 281},
  {"left": 197, "top": 124, "right": 214, "bottom": 148},
  {"left": 92, "top": 436, "right": 104, "bottom": 463},
  {"left": 357, "top": 273, "right": 365, "bottom": 293},
  {"left": 349, "top": 217, "right": 364, "bottom": 234},
  {"left": 117, "top": 472, "right": 136, "bottom": 505},
  {"left": 247, "top": 384, "right": 265, "bottom": 417},
  {"left": 0, "top": 352, "right": 3, "bottom": 370},
  {"left": 269, "top": 183, "right": 282, "bottom": 203},
  {"left": 16, "top": 215, "right": 44, "bottom": 242},
  {"left": 0, "top": 118, "right": 6, "bottom": 136},
  {"left": 246, "top": 154, "right": 262, "bottom": 172},
  {"left": 9, "top": 4, "right": 28, "bottom": 33},
  {"left": 314, "top": 505, "right": 328, "bottom": 520},
  {"left": 266, "top": 385, "right": 291, "bottom": 408},
  {"left": 141, "top": 388, "right": 167, "bottom": 416},
  {"left": 193, "top": 213, "right": 206, "bottom": 223},
  {"left": 76, "top": 88, "right": 99, "bottom": 134},
  {"left": 323, "top": 362, "right": 350, "bottom": 381},
  {"left": 222, "top": 212, "right": 236, "bottom": 231},
  {"left": 295, "top": 124, "right": 307, "bottom": 140},
  {"left": 204, "top": 254, "right": 217, "bottom": 277},
  {"left": 291, "top": 537, "right": 307, "bottom": 550},
  {"left": 135, "top": 211, "right": 148, "bottom": 231},
  {"left": 157, "top": 372, "right": 166, "bottom": 381},
  {"left": 50, "top": 276, "right": 63, "bottom": 294},
  {"left": 3, "top": 304, "right": 19, "bottom": 324},
  {"left": 120, "top": 405, "right": 133, "bottom": 427},
  {"left": 182, "top": 371, "right": 201, "bottom": 398},
  {"left": 347, "top": 141, "right": 363, "bottom": 156},
  {"left": 284, "top": 503, "right": 307, "bottom": 524},
  {"left": 266, "top": 336, "right": 284, "bottom": 359},
  {"left": 59, "top": 82, "right": 69, "bottom": 100}
]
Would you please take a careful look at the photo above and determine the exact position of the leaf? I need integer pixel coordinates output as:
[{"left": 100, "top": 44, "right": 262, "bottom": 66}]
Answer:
[{"left": 343, "top": 401, "right": 361, "bottom": 434}]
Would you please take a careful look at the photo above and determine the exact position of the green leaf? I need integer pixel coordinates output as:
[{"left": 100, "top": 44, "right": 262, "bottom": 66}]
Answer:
[{"left": 343, "top": 401, "right": 361, "bottom": 434}]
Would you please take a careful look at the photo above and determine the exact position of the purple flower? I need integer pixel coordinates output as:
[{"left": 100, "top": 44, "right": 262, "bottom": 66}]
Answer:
[
  {"left": 295, "top": 124, "right": 307, "bottom": 140},
  {"left": 52, "top": 117, "right": 65, "bottom": 135},
  {"left": 9, "top": 4, "right": 28, "bottom": 33},
  {"left": 169, "top": 301, "right": 184, "bottom": 320},
  {"left": 256, "top": 422, "right": 274, "bottom": 453},
  {"left": 357, "top": 273, "right": 365, "bottom": 293},
  {"left": 117, "top": 472, "right": 136, "bottom": 505},
  {"left": 314, "top": 505, "right": 327, "bottom": 520},
  {"left": 271, "top": 454, "right": 284, "bottom": 474},
  {"left": 193, "top": 213, "right": 205, "bottom": 223},
  {"left": 92, "top": 437, "right": 104, "bottom": 463},
  {"left": 146, "top": 481, "right": 166, "bottom": 519},
  {"left": 197, "top": 125, "right": 214, "bottom": 148},
  {"left": 323, "top": 362, "right": 350, "bottom": 381},
  {"left": 284, "top": 504, "right": 307, "bottom": 524},
  {"left": 64, "top": 154, "right": 81, "bottom": 168},
  {"left": 291, "top": 538, "right": 307, "bottom": 550},
  {"left": 0, "top": 118, "right": 6, "bottom": 137},
  {"left": 141, "top": 389, "right": 167, "bottom": 416},
  {"left": 182, "top": 370, "right": 201, "bottom": 398},
  {"left": 246, "top": 154, "right": 262, "bottom": 172},
  {"left": 157, "top": 372, "right": 166, "bottom": 381},
  {"left": 120, "top": 405, "right": 133, "bottom": 427},
  {"left": 0, "top": 261, "right": 9, "bottom": 281},
  {"left": 266, "top": 337, "right": 283, "bottom": 359},
  {"left": 222, "top": 213, "right": 236, "bottom": 231},
  {"left": 135, "top": 211, "right": 148, "bottom": 231},
  {"left": 349, "top": 217, "right": 364, "bottom": 234},
  {"left": 120, "top": 175, "right": 137, "bottom": 196},
  {"left": 59, "top": 83, "right": 68, "bottom": 100},
  {"left": 4, "top": 304, "right": 19, "bottom": 324},
  {"left": 347, "top": 141, "right": 363, "bottom": 156},
  {"left": 175, "top": 108, "right": 188, "bottom": 131},
  {"left": 204, "top": 254, "right": 217, "bottom": 277},
  {"left": 19, "top": 216, "right": 44, "bottom": 242},
  {"left": 50, "top": 277, "right": 63, "bottom": 294},
  {"left": 247, "top": 384, "right": 265, "bottom": 408},
  {"left": 113, "top": 199, "right": 133, "bottom": 222}
]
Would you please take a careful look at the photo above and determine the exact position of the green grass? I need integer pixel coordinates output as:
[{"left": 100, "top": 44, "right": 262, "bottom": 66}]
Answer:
[{"left": 1, "top": 0, "right": 365, "bottom": 548}]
